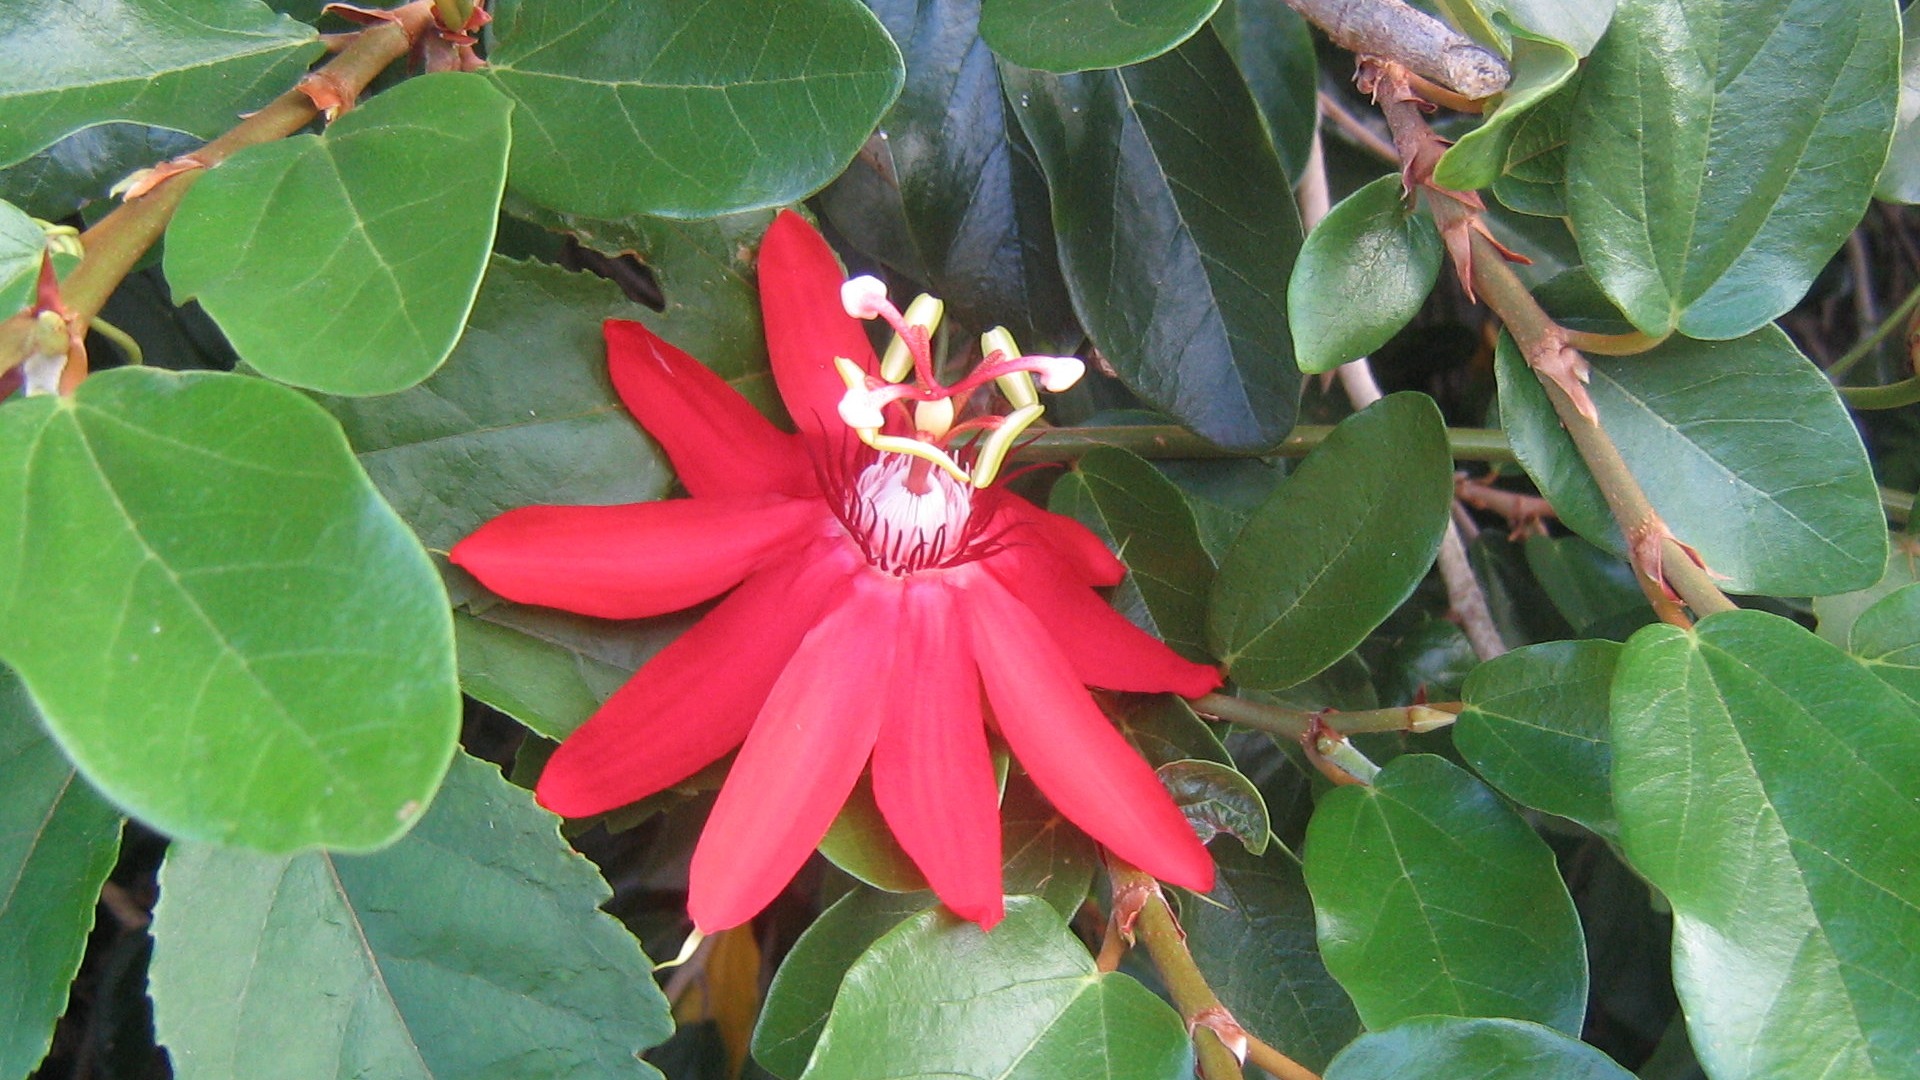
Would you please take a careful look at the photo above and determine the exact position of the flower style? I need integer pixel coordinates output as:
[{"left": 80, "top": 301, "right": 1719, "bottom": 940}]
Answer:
[{"left": 452, "top": 211, "right": 1220, "bottom": 932}]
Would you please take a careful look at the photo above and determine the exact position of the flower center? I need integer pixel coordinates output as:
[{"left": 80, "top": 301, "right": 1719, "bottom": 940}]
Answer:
[{"left": 846, "top": 454, "right": 974, "bottom": 574}]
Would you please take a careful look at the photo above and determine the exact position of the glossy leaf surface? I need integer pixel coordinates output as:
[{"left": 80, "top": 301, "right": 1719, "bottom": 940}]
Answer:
[
  {"left": 802, "top": 897, "right": 1191, "bottom": 1079},
  {"left": 1566, "top": 0, "right": 1899, "bottom": 338},
  {"left": 0, "top": 198, "right": 45, "bottom": 314},
  {"left": 1214, "top": 0, "right": 1318, "bottom": 179},
  {"left": 0, "top": 0, "right": 319, "bottom": 168},
  {"left": 1611, "top": 611, "right": 1920, "bottom": 1080},
  {"left": 0, "top": 667, "right": 122, "bottom": 1079},
  {"left": 150, "top": 753, "right": 672, "bottom": 1079},
  {"left": 1496, "top": 328, "right": 1886, "bottom": 596},
  {"left": 980, "top": 0, "right": 1220, "bottom": 72},
  {"left": 485, "top": 0, "right": 904, "bottom": 218},
  {"left": 1303, "top": 754, "right": 1589, "bottom": 1034},
  {"left": 1158, "top": 758, "right": 1270, "bottom": 854},
  {"left": 0, "top": 369, "right": 459, "bottom": 852},
  {"left": 1456, "top": 639, "right": 1620, "bottom": 837},
  {"left": 166, "top": 73, "right": 512, "bottom": 396},
  {"left": 1325, "top": 1017, "right": 1635, "bottom": 1080},
  {"left": 1003, "top": 28, "right": 1303, "bottom": 451},
  {"left": 1210, "top": 393, "right": 1453, "bottom": 690},
  {"left": 1851, "top": 583, "right": 1920, "bottom": 706},
  {"left": 1877, "top": 4, "right": 1920, "bottom": 202},
  {"left": 1433, "top": 31, "right": 1578, "bottom": 192},
  {"left": 1289, "top": 175, "right": 1443, "bottom": 375}
]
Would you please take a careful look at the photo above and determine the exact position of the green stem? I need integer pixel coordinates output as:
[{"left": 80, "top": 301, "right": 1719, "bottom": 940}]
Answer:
[
  {"left": 1191, "top": 692, "right": 1459, "bottom": 740},
  {"left": 1108, "top": 863, "right": 1243, "bottom": 1080},
  {"left": 1842, "top": 376, "right": 1920, "bottom": 410},
  {"left": 1016, "top": 424, "right": 1514, "bottom": 463},
  {"left": 1829, "top": 279, "right": 1920, "bottom": 380},
  {"left": 1661, "top": 538, "right": 1738, "bottom": 617}
]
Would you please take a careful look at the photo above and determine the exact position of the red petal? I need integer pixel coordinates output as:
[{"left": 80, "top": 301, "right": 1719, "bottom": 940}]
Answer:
[
  {"left": 963, "top": 572, "right": 1215, "bottom": 893},
  {"left": 988, "top": 495, "right": 1125, "bottom": 585},
  {"left": 535, "top": 543, "right": 856, "bottom": 818},
  {"left": 687, "top": 571, "right": 901, "bottom": 931},
  {"left": 604, "top": 319, "right": 813, "bottom": 498},
  {"left": 870, "top": 578, "right": 1005, "bottom": 929},
  {"left": 756, "top": 211, "right": 880, "bottom": 448},
  {"left": 986, "top": 545, "right": 1221, "bottom": 699},
  {"left": 451, "top": 494, "right": 827, "bottom": 620}
]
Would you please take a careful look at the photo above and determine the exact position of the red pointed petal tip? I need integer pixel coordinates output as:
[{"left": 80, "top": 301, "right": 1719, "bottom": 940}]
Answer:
[
  {"left": 602, "top": 319, "right": 811, "bottom": 498},
  {"left": 756, "top": 211, "right": 880, "bottom": 445},
  {"left": 871, "top": 579, "right": 1006, "bottom": 931},
  {"left": 966, "top": 575, "right": 1215, "bottom": 894},
  {"left": 450, "top": 494, "right": 825, "bottom": 620},
  {"left": 686, "top": 574, "right": 902, "bottom": 933},
  {"left": 533, "top": 544, "right": 852, "bottom": 819}
]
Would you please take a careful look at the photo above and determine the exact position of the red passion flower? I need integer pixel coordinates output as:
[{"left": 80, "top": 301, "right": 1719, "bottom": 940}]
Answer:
[{"left": 452, "top": 211, "right": 1220, "bottom": 932}]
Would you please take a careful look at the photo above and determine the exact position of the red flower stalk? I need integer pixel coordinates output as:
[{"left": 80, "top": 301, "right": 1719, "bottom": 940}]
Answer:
[{"left": 452, "top": 211, "right": 1219, "bottom": 932}]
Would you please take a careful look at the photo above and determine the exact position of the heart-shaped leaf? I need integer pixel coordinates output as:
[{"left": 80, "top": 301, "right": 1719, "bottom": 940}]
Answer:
[
  {"left": 1611, "top": 611, "right": 1920, "bottom": 1080},
  {"left": 1303, "top": 754, "right": 1589, "bottom": 1034},
  {"left": 0, "top": 368, "right": 459, "bottom": 852},
  {"left": 980, "top": 0, "right": 1220, "bottom": 72},
  {"left": 1289, "top": 175, "right": 1443, "bottom": 375},
  {"left": 484, "top": 0, "right": 903, "bottom": 219},
  {"left": 1456, "top": 639, "right": 1620, "bottom": 837},
  {"left": 149, "top": 753, "right": 672, "bottom": 1079},
  {"left": 1566, "top": 0, "right": 1900, "bottom": 338},
  {"left": 1325, "top": 1017, "right": 1635, "bottom": 1080},
  {"left": 166, "top": 73, "right": 512, "bottom": 396},
  {"left": 1210, "top": 393, "right": 1454, "bottom": 690},
  {"left": 1003, "top": 27, "right": 1304, "bottom": 451}
]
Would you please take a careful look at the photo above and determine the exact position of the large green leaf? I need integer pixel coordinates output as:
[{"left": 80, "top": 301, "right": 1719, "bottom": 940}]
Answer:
[
  {"left": 1495, "top": 328, "right": 1887, "bottom": 596},
  {"left": 1878, "top": 4, "right": 1920, "bottom": 202},
  {"left": 1456, "top": 640, "right": 1620, "bottom": 837},
  {"left": 0, "top": 0, "right": 320, "bottom": 168},
  {"left": 1852, "top": 583, "right": 1920, "bottom": 706},
  {"left": 1209, "top": 394, "right": 1453, "bottom": 690},
  {"left": 150, "top": 753, "right": 671, "bottom": 1078},
  {"left": 166, "top": 73, "right": 511, "bottom": 396},
  {"left": 1814, "top": 544, "right": 1919, "bottom": 647},
  {"left": 1002, "top": 28, "right": 1303, "bottom": 451},
  {"left": 1432, "top": 30, "right": 1578, "bottom": 192},
  {"left": 1522, "top": 534, "right": 1653, "bottom": 640},
  {"left": 980, "top": 0, "right": 1219, "bottom": 71},
  {"left": 1611, "top": 611, "right": 1920, "bottom": 1080},
  {"left": 0, "top": 123, "right": 202, "bottom": 220},
  {"left": 1324, "top": 1017, "right": 1635, "bottom": 1080},
  {"left": 0, "top": 667, "right": 123, "bottom": 1079},
  {"left": 1213, "top": 0, "right": 1318, "bottom": 180},
  {"left": 1565, "top": 0, "right": 1900, "bottom": 339},
  {"left": 484, "top": 0, "right": 903, "bottom": 219},
  {"left": 0, "top": 368, "right": 459, "bottom": 852},
  {"left": 821, "top": 0, "right": 1077, "bottom": 354},
  {"left": 1049, "top": 446, "right": 1215, "bottom": 660},
  {"left": 1303, "top": 754, "right": 1589, "bottom": 1034},
  {"left": 1183, "top": 844, "right": 1359, "bottom": 1071},
  {"left": 1289, "top": 176, "right": 1443, "bottom": 375},
  {"left": 802, "top": 897, "right": 1192, "bottom": 1079},
  {"left": 752, "top": 888, "right": 934, "bottom": 1080}
]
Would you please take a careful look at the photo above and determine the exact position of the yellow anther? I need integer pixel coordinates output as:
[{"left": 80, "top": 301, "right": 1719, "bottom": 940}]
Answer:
[
  {"left": 880, "top": 293, "right": 944, "bottom": 383},
  {"left": 870, "top": 433, "right": 972, "bottom": 485},
  {"left": 969, "top": 404, "right": 1044, "bottom": 489},
  {"left": 833, "top": 355, "right": 869, "bottom": 390},
  {"left": 982, "top": 327, "right": 1037, "bottom": 408},
  {"left": 914, "top": 395, "right": 955, "bottom": 440}
]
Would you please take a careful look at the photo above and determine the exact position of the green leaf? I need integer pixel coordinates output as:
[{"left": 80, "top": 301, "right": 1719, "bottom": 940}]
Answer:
[
  {"left": 1814, "top": 544, "right": 1919, "bottom": 646},
  {"left": 1183, "top": 844, "right": 1359, "bottom": 1072},
  {"left": 1495, "top": 327, "right": 1887, "bottom": 596},
  {"left": 454, "top": 605, "right": 691, "bottom": 743},
  {"left": 819, "top": 774, "right": 924, "bottom": 893},
  {"left": 1565, "top": 0, "right": 1900, "bottom": 339},
  {"left": 980, "top": 0, "right": 1219, "bottom": 72},
  {"left": 1210, "top": 393, "right": 1454, "bottom": 690},
  {"left": 484, "top": 0, "right": 904, "bottom": 219},
  {"left": 1050, "top": 446, "right": 1215, "bottom": 660},
  {"left": 0, "top": 368, "right": 458, "bottom": 852},
  {"left": 0, "top": 665, "right": 123, "bottom": 1079},
  {"left": 1877, "top": 5, "right": 1920, "bottom": 202},
  {"left": 753, "top": 888, "right": 935, "bottom": 1080},
  {"left": 802, "top": 897, "right": 1192, "bottom": 1079},
  {"left": 1522, "top": 534, "right": 1653, "bottom": 640},
  {"left": 1214, "top": 0, "right": 1318, "bottom": 180},
  {"left": 1114, "top": 692, "right": 1232, "bottom": 766},
  {"left": 1289, "top": 176, "right": 1443, "bottom": 375},
  {"left": 1433, "top": 30, "right": 1578, "bottom": 192},
  {"left": 1303, "top": 754, "right": 1589, "bottom": 1034},
  {"left": 1435, "top": 0, "right": 1617, "bottom": 57},
  {"left": 1325, "top": 1017, "right": 1635, "bottom": 1080},
  {"left": 1490, "top": 82, "right": 1573, "bottom": 217},
  {"left": 150, "top": 753, "right": 672, "bottom": 1079},
  {"left": 0, "top": 123, "right": 201, "bottom": 221},
  {"left": 165, "top": 73, "right": 511, "bottom": 396},
  {"left": 1003, "top": 27, "right": 1304, "bottom": 451},
  {"left": 1610, "top": 611, "right": 1920, "bottom": 1080},
  {"left": 1158, "top": 758, "right": 1270, "bottom": 853},
  {"left": 0, "top": 0, "right": 320, "bottom": 169},
  {"left": 1456, "top": 640, "right": 1620, "bottom": 837},
  {"left": 0, "top": 198, "right": 46, "bottom": 315},
  {"left": 1851, "top": 583, "right": 1920, "bottom": 706}
]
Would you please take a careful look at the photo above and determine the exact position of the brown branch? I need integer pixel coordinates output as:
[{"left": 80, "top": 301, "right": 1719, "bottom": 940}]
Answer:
[
  {"left": 1286, "top": 0, "right": 1509, "bottom": 99},
  {"left": 1455, "top": 474, "right": 1555, "bottom": 539}
]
